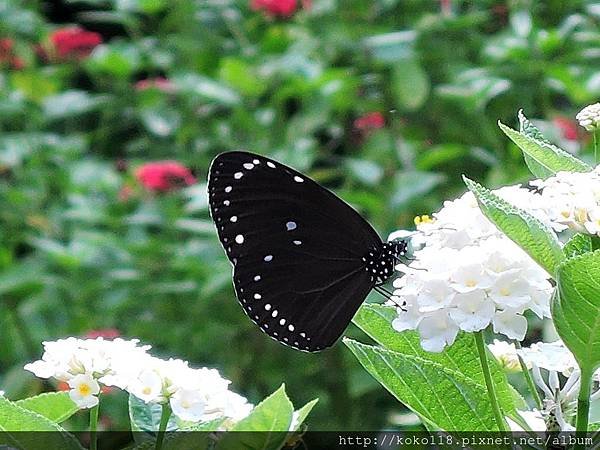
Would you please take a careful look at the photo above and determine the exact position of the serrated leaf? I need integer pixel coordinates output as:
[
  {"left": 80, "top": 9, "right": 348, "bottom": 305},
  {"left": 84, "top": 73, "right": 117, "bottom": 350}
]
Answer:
[
  {"left": 0, "top": 396, "right": 84, "bottom": 450},
  {"left": 352, "top": 304, "right": 522, "bottom": 415},
  {"left": 553, "top": 251, "right": 600, "bottom": 377},
  {"left": 344, "top": 339, "right": 501, "bottom": 431},
  {"left": 215, "top": 384, "right": 293, "bottom": 450},
  {"left": 15, "top": 392, "right": 78, "bottom": 424},
  {"left": 499, "top": 113, "right": 591, "bottom": 178},
  {"left": 291, "top": 399, "right": 318, "bottom": 431},
  {"left": 564, "top": 233, "right": 593, "bottom": 259},
  {"left": 464, "top": 177, "right": 564, "bottom": 275}
]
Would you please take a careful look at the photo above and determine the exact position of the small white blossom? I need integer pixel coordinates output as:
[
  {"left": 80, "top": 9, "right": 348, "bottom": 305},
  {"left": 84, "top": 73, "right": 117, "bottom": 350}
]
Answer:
[
  {"left": 575, "top": 102, "right": 600, "bottom": 131},
  {"left": 530, "top": 168, "right": 600, "bottom": 237},
  {"left": 170, "top": 389, "right": 206, "bottom": 422},
  {"left": 68, "top": 374, "right": 100, "bottom": 409},
  {"left": 25, "top": 337, "right": 253, "bottom": 424},
  {"left": 391, "top": 188, "right": 553, "bottom": 351},
  {"left": 488, "top": 339, "right": 521, "bottom": 372}
]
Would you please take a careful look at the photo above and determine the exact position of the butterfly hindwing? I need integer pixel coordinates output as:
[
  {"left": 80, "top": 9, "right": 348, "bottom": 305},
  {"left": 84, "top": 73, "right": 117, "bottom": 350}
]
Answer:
[{"left": 208, "top": 151, "right": 383, "bottom": 351}]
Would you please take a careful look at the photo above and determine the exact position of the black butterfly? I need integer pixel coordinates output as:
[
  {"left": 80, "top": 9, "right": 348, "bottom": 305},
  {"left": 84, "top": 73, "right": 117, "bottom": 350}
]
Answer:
[{"left": 208, "top": 151, "right": 409, "bottom": 352}]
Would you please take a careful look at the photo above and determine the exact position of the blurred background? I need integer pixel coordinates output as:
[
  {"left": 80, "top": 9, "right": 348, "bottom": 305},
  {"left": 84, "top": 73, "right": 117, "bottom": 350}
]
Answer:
[{"left": 1, "top": 0, "right": 599, "bottom": 432}]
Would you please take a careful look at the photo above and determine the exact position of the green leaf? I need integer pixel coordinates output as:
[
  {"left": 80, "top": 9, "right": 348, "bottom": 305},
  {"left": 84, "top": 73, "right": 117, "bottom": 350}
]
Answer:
[
  {"left": 553, "top": 251, "right": 600, "bottom": 376},
  {"left": 16, "top": 392, "right": 79, "bottom": 424},
  {"left": 344, "top": 338, "right": 502, "bottom": 431},
  {"left": 128, "top": 394, "right": 177, "bottom": 433},
  {"left": 291, "top": 399, "right": 318, "bottom": 431},
  {"left": 464, "top": 176, "right": 564, "bottom": 275},
  {"left": 42, "top": 90, "right": 106, "bottom": 120},
  {"left": 499, "top": 113, "right": 591, "bottom": 178},
  {"left": 352, "top": 304, "right": 521, "bottom": 415},
  {"left": 215, "top": 384, "right": 293, "bottom": 450},
  {"left": 564, "top": 233, "right": 593, "bottom": 259},
  {"left": 0, "top": 396, "right": 84, "bottom": 450},
  {"left": 391, "top": 58, "right": 429, "bottom": 111}
]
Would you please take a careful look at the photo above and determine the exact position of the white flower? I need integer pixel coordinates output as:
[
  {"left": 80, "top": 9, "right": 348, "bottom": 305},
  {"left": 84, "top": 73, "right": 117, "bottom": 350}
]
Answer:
[
  {"left": 576, "top": 103, "right": 600, "bottom": 131},
  {"left": 391, "top": 188, "right": 553, "bottom": 351},
  {"left": 170, "top": 389, "right": 206, "bottom": 422},
  {"left": 489, "top": 271, "right": 532, "bottom": 309},
  {"left": 449, "top": 291, "right": 495, "bottom": 332},
  {"left": 518, "top": 341, "right": 578, "bottom": 376},
  {"left": 130, "top": 368, "right": 164, "bottom": 403},
  {"left": 530, "top": 168, "right": 600, "bottom": 237},
  {"left": 488, "top": 339, "right": 521, "bottom": 372},
  {"left": 25, "top": 337, "right": 253, "bottom": 425},
  {"left": 492, "top": 309, "right": 527, "bottom": 340},
  {"left": 416, "top": 311, "right": 459, "bottom": 352},
  {"left": 0, "top": 390, "right": 5, "bottom": 397},
  {"left": 68, "top": 374, "right": 100, "bottom": 409}
]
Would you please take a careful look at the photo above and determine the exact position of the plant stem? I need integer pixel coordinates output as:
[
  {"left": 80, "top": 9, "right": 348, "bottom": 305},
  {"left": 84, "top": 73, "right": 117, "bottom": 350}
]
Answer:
[
  {"left": 514, "top": 341, "right": 543, "bottom": 410},
  {"left": 155, "top": 403, "right": 172, "bottom": 450},
  {"left": 89, "top": 403, "right": 99, "bottom": 450},
  {"left": 475, "top": 332, "right": 508, "bottom": 431},
  {"left": 594, "top": 130, "right": 598, "bottom": 165},
  {"left": 574, "top": 367, "right": 592, "bottom": 450}
]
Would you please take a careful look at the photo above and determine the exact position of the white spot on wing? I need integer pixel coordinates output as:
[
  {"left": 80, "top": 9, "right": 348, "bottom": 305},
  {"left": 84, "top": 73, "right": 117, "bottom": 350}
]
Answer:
[
  {"left": 286, "top": 221, "right": 297, "bottom": 231},
  {"left": 293, "top": 240, "right": 302, "bottom": 245},
  {"left": 294, "top": 176, "right": 304, "bottom": 183},
  {"left": 279, "top": 318, "right": 286, "bottom": 326},
  {"left": 254, "top": 275, "right": 261, "bottom": 281},
  {"left": 254, "top": 293, "right": 261, "bottom": 299},
  {"left": 243, "top": 163, "right": 254, "bottom": 170},
  {"left": 253, "top": 159, "right": 260, "bottom": 164},
  {"left": 225, "top": 186, "right": 232, "bottom": 193},
  {"left": 267, "top": 162, "right": 275, "bottom": 168},
  {"left": 235, "top": 234, "right": 244, "bottom": 244},
  {"left": 264, "top": 303, "right": 271, "bottom": 310},
  {"left": 271, "top": 310, "right": 278, "bottom": 317},
  {"left": 230, "top": 216, "right": 237, "bottom": 222},
  {"left": 264, "top": 255, "right": 273, "bottom": 262},
  {"left": 234, "top": 172, "right": 243, "bottom": 179},
  {"left": 223, "top": 200, "right": 230, "bottom": 206}
]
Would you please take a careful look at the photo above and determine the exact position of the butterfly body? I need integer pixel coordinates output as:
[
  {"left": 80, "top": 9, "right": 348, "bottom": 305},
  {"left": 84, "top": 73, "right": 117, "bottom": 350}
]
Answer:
[{"left": 208, "top": 151, "right": 408, "bottom": 352}]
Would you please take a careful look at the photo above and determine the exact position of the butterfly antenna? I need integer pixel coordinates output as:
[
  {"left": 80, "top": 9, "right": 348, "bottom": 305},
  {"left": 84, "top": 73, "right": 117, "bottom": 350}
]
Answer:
[{"left": 374, "top": 286, "right": 406, "bottom": 311}]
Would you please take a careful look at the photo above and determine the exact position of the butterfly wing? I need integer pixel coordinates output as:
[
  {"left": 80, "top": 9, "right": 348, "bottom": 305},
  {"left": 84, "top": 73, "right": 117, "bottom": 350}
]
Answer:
[{"left": 208, "top": 151, "right": 382, "bottom": 351}]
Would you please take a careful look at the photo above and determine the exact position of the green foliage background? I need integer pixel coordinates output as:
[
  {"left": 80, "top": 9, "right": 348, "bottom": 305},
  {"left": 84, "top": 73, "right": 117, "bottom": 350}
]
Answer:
[{"left": 0, "top": 0, "right": 598, "bottom": 431}]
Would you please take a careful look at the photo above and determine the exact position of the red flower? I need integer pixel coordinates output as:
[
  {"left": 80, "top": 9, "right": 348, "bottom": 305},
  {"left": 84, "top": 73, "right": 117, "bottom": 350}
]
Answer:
[
  {"left": 554, "top": 117, "right": 578, "bottom": 141},
  {"left": 50, "top": 26, "right": 102, "bottom": 60},
  {"left": 84, "top": 328, "right": 121, "bottom": 339},
  {"left": 135, "top": 77, "right": 175, "bottom": 93},
  {"left": 251, "top": 0, "right": 299, "bottom": 17},
  {"left": 354, "top": 112, "right": 385, "bottom": 132},
  {"left": 0, "top": 38, "right": 25, "bottom": 70},
  {"left": 135, "top": 161, "right": 196, "bottom": 192}
]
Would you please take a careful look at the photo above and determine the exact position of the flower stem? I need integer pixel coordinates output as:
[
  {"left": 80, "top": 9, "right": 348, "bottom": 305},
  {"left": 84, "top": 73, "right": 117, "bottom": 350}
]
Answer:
[
  {"left": 514, "top": 341, "right": 543, "bottom": 410},
  {"left": 155, "top": 403, "right": 172, "bottom": 450},
  {"left": 475, "top": 332, "right": 508, "bottom": 431},
  {"left": 89, "top": 403, "right": 99, "bottom": 450},
  {"left": 594, "top": 130, "right": 598, "bottom": 165},
  {"left": 574, "top": 367, "right": 592, "bottom": 450}
]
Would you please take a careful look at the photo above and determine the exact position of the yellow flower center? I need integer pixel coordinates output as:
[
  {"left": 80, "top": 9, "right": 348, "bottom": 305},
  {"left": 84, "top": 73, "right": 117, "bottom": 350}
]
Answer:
[
  {"left": 465, "top": 279, "right": 477, "bottom": 287},
  {"left": 142, "top": 387, "right": 152, "bottom": 395},
  {"left": 78, "top": 383, "right": 92, "bottom": 396},
  {"left": 414, "top": 215, "right": 434, "bottom": 225},
  {"left": 499, "top": 287, "right": 510, "bottom": 296}
]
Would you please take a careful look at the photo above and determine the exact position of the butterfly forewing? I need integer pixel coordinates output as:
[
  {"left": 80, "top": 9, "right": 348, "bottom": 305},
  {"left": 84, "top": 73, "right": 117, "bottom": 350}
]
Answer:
[{"left": 208, "top": 151, "right": 383, "bottom": 351}]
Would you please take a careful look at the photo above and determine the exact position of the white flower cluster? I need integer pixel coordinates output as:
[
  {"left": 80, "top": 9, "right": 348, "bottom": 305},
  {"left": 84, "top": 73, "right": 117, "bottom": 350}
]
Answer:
[
  {"left": 24, "top": 337, "right": 252, "bottom": 424},
  {"left": 390, "top": 187, "right": 553, "bottom": 352},
  {"left": 531, "top": 167, "right": 600, "bottom": 236},
  {"left": 575, "top": 103, "right": 600, "bottom": 131}
]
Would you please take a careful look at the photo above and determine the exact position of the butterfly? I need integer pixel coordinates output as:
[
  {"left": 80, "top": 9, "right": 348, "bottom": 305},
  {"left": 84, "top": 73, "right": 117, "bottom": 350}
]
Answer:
[{"left": 208, "top": 151, "right": 410, "bottom": 352}]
